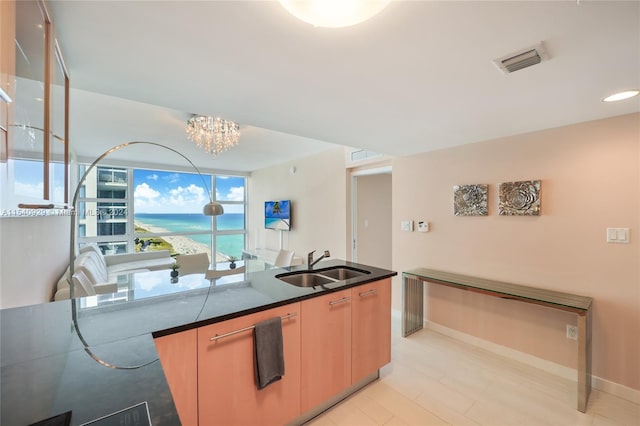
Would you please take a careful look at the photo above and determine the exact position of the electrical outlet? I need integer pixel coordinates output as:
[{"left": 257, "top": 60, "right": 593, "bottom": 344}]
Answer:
[{"left": 566, "top": 325, "right": 578, "bottom": 340}]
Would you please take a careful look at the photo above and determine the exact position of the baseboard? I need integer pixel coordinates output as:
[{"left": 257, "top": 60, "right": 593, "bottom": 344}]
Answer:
[
  {"left": 426, "top": 321, "right": 577, "bottom": 381},
  {"left": 390, "top": 311, "right": 640, "bottom": 405},
  {"left": 391, "top": 308, "right": 402, "bottom": 321},
  {"left": 426, "top": 321, "right": 640, "bottom": 405},
  {"left": 592, "top": 376, "right": 640, "bottom": 405}
]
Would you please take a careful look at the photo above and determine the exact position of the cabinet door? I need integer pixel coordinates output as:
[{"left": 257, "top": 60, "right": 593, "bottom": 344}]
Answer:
[
  {"left": 198, "top": 303, "right": 301, "bottom": 426},
  {"left": 154, "top": 329, "right": 198, "bottom": 426},
  {"left": 300, "top": 289, "right": 352, "bottom": 413},
  {"left": 351, "top": 278, "right": 392, "bottom": 383}
]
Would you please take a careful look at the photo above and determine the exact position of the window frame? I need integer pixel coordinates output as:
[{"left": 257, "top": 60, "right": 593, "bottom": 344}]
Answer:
[{"left": 76, "top": 164, "right": 247, "bottom": 265}]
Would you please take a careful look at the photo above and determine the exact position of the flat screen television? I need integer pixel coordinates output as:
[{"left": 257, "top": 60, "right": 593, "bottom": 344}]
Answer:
[{"left": 265, "top": 200, "right": 291, "bottom": 231}]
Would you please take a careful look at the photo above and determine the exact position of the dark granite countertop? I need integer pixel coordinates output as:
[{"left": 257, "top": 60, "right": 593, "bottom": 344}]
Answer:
[{"left": 1, "top": 259, "right": 396, "bottom": 425}]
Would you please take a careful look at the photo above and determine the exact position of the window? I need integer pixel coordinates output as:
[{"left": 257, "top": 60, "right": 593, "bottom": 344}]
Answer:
[
  {"left": 2, "top": 158, "right": 66, "bottom": 208},
  {"left": 214, "top": 175, "right": 246, "bottom": 260},
  {"left": 76, "top": 165, "right": 246, "bottom": 266},
  {"left": 77, "top": 165, "right": 130, "bottom": 254},
  {"left": 133, "top": 169, "right": 214, "bottom": 259}
]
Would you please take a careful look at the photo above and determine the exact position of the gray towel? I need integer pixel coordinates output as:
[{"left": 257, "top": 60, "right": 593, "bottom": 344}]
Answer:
[{"left": 254, "top": 317, "right": 285, "bottom": 390}]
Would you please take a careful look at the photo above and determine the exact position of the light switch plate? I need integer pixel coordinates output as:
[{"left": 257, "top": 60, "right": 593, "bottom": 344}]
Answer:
[
  {"left": 401, "top": 220, "right": 413, "bottom": 232},
  {"left": 606, "top": 227, "right": 630, "bottom": 243}
]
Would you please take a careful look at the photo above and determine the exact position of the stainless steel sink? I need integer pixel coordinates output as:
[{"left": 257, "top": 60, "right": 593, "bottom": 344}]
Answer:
[
  {"left": 276, "top": 266, "right": 371, "bottom": 287},
  {"left": 315, "top": 266, "right": 370, "bottom": 280},
  {"left": 277, "top": 273, "right": 335, "bottom": 287}
]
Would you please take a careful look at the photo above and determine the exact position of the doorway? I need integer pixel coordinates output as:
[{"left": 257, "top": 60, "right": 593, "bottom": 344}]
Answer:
[{"left": 351, "top": 168, "right": 392, "bottom": 269}]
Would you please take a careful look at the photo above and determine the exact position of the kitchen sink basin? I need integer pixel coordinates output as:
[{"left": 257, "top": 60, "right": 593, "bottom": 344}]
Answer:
[
  {"left": 276, "top": 266, "right": 371, "bottom": 288},
  {"left": 277, "top": 273, "right": 335, "bottom": 287},
  {"left": 315, "top": 266, "right": 370, "bottom": 280}
]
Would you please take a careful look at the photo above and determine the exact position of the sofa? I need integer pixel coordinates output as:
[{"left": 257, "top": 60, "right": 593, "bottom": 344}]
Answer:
[{"left": 53, "top": 244, "right": 175, "bottom": 301}]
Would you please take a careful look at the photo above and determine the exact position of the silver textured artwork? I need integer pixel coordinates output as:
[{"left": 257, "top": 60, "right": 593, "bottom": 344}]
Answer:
[
  {"left": 453, "top": 184, "right": 488, "bottom": 216},
  {"left": 499, "top": 180, "right": 541, "bottom": 215}
]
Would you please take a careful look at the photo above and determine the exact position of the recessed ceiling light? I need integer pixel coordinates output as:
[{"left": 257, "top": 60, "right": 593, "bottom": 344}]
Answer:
[{"left": 602, "top": 90, "right": 639, "bottom": 102}]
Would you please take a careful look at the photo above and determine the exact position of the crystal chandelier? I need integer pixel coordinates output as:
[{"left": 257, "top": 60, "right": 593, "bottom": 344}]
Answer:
[{"left": 185, "top": 115, "right": 240, "bottom": 157}]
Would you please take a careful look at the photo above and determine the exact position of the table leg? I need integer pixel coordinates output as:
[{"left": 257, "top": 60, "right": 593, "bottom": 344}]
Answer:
[
  {"left": 577, "top": 309, "right": 592, "bottom": 412},
  {"left": 402, "top": 276, "right": 424, "bottom": 337}
]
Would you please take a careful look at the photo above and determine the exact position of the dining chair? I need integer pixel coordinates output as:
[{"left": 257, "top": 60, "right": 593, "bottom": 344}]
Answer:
[
  {"left": 174, "top": 253, "right": 210, "bottom": 275},
  {"left": 273, "top": 249, "right": 295, "bottom": 267}
]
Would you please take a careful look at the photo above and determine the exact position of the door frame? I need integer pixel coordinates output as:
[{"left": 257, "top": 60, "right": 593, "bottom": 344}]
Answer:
[{"left": 350, "top": 165, "right": 392, "bottom": 262}]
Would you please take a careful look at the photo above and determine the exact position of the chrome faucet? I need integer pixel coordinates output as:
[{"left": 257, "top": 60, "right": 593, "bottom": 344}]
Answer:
[{"left": 307, "top": 250, "right": 330, "bottom": 269}]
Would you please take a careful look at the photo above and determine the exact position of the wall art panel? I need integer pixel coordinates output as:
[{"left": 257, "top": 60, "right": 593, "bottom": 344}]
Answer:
[
  {"left": 499, "top": 180, "right": 541, "bottom": 216},
  {"left": 453, "top": 184, "right": 488, "bottom": 216}
]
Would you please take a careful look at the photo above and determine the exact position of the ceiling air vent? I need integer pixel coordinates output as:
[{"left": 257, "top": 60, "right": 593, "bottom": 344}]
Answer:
[
  {"left": 350, "top": 149, "right": 382, "bottom": 163},
  {"left": 493, "top": 42, "right": 548, "bottom": 74}
]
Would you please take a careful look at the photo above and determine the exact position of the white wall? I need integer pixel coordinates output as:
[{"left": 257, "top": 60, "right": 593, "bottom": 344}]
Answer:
[
  {"left": 392, "top": 113, "right": 639, "bottom": 391},
  {"left": 248, "top": 148, "right": 348, "bottom": 262},
  {"left": 0, "top": 215, "right": 70, "bottom": 308}
]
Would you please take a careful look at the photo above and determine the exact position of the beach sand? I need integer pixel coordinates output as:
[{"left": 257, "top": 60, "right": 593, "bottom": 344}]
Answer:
[{"left": 135, "top": 221, "right": 227, "bottom": 262}]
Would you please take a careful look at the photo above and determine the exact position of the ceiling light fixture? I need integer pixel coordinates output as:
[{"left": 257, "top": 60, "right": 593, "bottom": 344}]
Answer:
[
  {"left": 602, "top": 90, "right": 639, "bottom": 102},
  {"left": 278, "top": 0, "right": 390, "bottom": 28},
  {"left": 185, "top": 115, "right": 240, "bottom": 157}
]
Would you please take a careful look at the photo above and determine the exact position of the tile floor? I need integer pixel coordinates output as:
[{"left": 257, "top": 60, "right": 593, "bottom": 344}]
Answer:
[{"left": 307, "top": 325, "right": 640, "bottom": 426}]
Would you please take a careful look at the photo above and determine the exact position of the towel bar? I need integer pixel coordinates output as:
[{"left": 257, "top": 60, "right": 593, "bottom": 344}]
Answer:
[{"left": 209, "top": 312, "right": 297, "bottom": 341}]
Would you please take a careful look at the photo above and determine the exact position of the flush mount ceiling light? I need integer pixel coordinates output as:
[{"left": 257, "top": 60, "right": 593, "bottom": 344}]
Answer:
[
  {"left": 278, "top": 0, "right": 391, "bottom": 28},
  {"left": 602, "top": 90, "right": 639, "bottom": 102},
  {"left": 185, "top": 115, "right": 240, "bottom": 158}
]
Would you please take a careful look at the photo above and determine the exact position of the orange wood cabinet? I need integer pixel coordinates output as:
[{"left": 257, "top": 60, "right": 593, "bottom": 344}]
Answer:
[
  {"left": 300, "top": 288, "right": 352, "bottom": 413},
  {"left": 154, "top": 279, "right": 392, "bottom": 424},
  {"left": 154, "top": 329, "right": 198, "bottom": 426},
  {"left": 197, "top": 303, "right": 301, "bottom": 426},
  {"left": 1, "top": 0, "right": 15, "bottom": 158},
  {"left": 351, "top": 278, "right": 392, "bottom": 383}
]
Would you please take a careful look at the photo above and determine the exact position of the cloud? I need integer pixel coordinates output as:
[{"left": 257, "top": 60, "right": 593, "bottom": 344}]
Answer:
[
  {"left": 134, "top": 274, "right": 163, "bottom": 292},
  {"left": 226, "top": 186, "right": 245, "bottom": 202},
  {"left": 163, "top": 173, "right": 181, "bottom": 184},
  {"left": 167, "top": 184, "right": 207, "bottom": 208},
  {"left": 169, "top": 184, "right": 205, "bottom": 199},
  {"left": 147, "top": 174, "right": 159, "bottom": 181},
  {"left": 134, "top": 183, "right": 162, "bottom": 212},
  {"left": 14, "top": 181, "right": 44, "bottom": 198},
  {"left": 134, "top": 182, "right": 160, "bottom": 199},
  {"left": 134, "top": 181, "right": 210, "bottom": 213}
]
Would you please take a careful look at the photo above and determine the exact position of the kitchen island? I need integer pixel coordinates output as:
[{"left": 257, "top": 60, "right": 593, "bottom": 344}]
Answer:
[{"left": 1, "top": 259, "right": 396, "bottom": 425}]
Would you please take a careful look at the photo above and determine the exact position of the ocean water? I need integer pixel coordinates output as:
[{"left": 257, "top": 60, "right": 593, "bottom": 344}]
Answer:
[{"left": 134, "top": 213, "right": 245, "bottom": 258}]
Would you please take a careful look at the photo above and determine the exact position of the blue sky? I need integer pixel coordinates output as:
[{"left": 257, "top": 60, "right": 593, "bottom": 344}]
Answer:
[
  {"left": 12, "top": 159, "right": 65, "bottom": 202},
  {"left": 133, "top": 169, "right": 244, "bottom": 214},
  {"left": 10, "top": 161, "right": 244, "bottom": 214}
]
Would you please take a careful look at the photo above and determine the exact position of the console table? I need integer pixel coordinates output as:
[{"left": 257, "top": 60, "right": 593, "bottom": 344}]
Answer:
[{"left": 402, "top": 268, "right": 593, "bottom": 413}]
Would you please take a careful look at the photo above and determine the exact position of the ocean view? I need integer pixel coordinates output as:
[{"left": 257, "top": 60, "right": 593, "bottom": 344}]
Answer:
[{"left": 134, "top": 213, "right": 245, "bottom": 259}]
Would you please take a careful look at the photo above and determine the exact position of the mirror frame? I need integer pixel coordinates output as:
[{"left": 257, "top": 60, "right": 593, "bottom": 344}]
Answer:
[{"left": 2, "top": 0, "right": 70, "bottom": 210}]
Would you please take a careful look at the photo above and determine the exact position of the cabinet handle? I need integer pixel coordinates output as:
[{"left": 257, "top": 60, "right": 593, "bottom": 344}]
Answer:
[
  {"left": 209, "top": 312, "right": 297, "bottom": 341},
  {"left": 329, "top": 297, "right": 351, "bottom": 306},
  {"left": 358, "top": 289, "right": 377, "bottom": 298}
]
